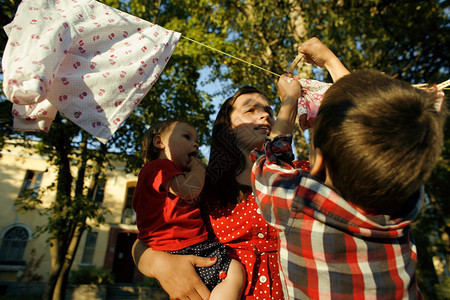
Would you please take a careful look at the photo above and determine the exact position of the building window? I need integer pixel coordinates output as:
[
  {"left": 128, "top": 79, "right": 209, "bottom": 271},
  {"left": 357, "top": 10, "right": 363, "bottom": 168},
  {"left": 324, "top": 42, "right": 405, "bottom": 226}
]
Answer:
[
  {"left": 0, "top": 226, "right": 30, "bottom": 265},
  {"left": 121, "top": 184, "right": 136, "bottom": 225},
  {"left": 93, "top": 181, "right": 106, "bottom": 205},
  {"left": 19, "top": 170, "right": 43, "bottom": 198},
  {"left": 80, "top": 232, "right": 98, "bottom": 265}
]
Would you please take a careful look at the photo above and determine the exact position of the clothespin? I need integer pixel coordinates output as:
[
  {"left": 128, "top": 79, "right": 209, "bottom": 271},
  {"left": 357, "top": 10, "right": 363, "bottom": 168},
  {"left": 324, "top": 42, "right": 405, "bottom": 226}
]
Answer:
[
  {"left": 286, "top": 53, "right": 304, "bottom": 74},
  {"left": 413, "top": 79, "right": 450, "bottom": 90},
  {"left": 437, "top": 79, "right": 450, "bottom": 90},
  {"left": 413, "top": 79, "right": 449, "bottom": 112}
]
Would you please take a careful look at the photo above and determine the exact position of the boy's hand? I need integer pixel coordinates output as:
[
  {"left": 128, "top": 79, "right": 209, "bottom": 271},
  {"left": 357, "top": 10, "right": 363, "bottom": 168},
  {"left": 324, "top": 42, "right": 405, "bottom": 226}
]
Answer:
[
  {"left": 298, "top": 37, "right": 336, "bottom": 68},
  {"left": 298, "top": 37, "right": 350, "bottom": 82}
]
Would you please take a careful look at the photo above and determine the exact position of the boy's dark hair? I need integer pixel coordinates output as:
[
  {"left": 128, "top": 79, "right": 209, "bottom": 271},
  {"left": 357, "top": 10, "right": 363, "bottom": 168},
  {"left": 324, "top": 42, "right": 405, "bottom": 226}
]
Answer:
[
  {"left": 202, "top": 86, "right": 267, "bottom": 208},
  {"left": 313, "top": 70, "right": 446, "bottom": 215},
  {"left": 141, "top": 120, "right": 192, "bottom": 164}
]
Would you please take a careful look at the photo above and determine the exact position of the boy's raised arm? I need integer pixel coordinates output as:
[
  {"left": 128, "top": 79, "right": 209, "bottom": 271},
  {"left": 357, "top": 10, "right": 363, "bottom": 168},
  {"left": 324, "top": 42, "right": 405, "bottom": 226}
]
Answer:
[{"left": 299, "top": 37, "right": 350, "bottom": 82}]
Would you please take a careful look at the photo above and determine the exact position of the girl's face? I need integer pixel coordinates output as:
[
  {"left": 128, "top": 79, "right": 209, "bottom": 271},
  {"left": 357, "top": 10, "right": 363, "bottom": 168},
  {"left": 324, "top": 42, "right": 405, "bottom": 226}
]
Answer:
[
  {"left": 230, "top": 92, "right": 274, "bottom": 151},
  {"left": 157, "top": 122, "right": 199, "bottom": 171}
]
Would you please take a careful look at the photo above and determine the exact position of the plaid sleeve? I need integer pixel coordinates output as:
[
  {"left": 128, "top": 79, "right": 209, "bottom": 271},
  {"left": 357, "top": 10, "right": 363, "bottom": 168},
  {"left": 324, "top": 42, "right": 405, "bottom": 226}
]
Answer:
[
  {"left": 250, "top": 134, "right": 295, "bottom": 166},
  {"left": 251, "top": 135, "right": 303, "bottom": 231}
]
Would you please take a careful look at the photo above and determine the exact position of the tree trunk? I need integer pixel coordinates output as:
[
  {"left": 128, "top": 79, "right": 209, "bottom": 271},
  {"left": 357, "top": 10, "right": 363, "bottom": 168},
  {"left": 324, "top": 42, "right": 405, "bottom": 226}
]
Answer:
[
  {"left": 52, "top": 224, "right": 85, "bottom": 300},
  {"left": 42, "top": 237, "right": 65, "bottom": 300},
  {"left": 287, "top": 1, "right": 311, "bottom": 156},
  {"left": 43, "top": 131, "right": 106, "bottom": 300},
  {"left": 43, "top": 126, "right": 74, "bottom": 300},
  {"left": 288, "top": 0, "right": 311, "bottom": 78}
]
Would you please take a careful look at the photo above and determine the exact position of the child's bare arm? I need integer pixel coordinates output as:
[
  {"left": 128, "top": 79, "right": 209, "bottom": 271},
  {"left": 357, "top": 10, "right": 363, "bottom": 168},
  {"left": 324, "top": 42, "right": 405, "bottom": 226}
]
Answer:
[
  {"left": 299, "top": 37, "right": 350, "bottom": 82},
  {"left": 167, "top": 157, "right": 206, "bottom": 199}
]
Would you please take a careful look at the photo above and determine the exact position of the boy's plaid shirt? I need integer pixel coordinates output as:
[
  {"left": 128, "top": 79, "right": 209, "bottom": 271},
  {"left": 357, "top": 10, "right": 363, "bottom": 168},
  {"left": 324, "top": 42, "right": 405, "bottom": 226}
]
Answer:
[{"left": 250, "top": 135, "right": 422, "bottom": 300}]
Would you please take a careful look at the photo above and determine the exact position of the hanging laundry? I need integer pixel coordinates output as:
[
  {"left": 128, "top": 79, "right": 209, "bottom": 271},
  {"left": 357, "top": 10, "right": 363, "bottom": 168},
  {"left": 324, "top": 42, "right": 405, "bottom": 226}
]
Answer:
[
  {"left": 2, "top": 0, "right": 181, "bottom": 143},
  {"left": 297, "top": 79, "right": 332, "bottom": 130}
]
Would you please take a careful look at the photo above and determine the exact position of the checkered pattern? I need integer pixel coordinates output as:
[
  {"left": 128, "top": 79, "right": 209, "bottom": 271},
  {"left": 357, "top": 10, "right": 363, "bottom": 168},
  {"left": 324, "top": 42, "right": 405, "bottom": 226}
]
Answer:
[{"left": 251, "top": 135, "right": 423, "bottom": 300}]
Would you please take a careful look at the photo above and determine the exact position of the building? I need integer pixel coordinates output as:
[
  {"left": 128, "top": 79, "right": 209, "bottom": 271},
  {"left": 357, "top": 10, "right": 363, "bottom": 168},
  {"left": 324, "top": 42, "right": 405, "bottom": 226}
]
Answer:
[{"left": 0, "top": 140, "right": 142, "bottom": 286}]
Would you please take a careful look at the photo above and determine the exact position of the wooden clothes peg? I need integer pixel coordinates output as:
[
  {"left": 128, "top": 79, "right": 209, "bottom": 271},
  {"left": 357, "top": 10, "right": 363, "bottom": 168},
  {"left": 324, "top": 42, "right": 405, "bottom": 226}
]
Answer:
[{"left": 286, "top": 53, "right": 304, "bottom": 73}]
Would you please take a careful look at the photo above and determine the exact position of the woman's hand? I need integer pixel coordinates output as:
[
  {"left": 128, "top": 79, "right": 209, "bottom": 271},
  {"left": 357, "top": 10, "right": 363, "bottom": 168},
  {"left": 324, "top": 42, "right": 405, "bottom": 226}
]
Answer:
[
  {"left": 277, "top": 73, "right": 301, "bottom": 103},
  {"left": 270, "top": 73, "right": 301, "bottom": 138},
  {"left": 132, "top": 239, "right": 216, "bottom": 300}
]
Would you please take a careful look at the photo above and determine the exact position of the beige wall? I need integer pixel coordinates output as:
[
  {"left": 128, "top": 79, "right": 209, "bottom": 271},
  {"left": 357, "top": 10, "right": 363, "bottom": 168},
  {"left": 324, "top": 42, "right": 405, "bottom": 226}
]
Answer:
[{"left": 0, "top": 142, "right": 138, "bottom": 283}]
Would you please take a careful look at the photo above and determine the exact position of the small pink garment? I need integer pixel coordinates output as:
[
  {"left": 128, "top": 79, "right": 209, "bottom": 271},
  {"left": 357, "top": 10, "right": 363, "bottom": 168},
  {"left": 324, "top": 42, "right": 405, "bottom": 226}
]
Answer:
[
  {"left": 297, "top": 79, "right": 332, "bottom": 130},
  {"left": 2, "top": 0, "right": 181, "bottom": 143}
]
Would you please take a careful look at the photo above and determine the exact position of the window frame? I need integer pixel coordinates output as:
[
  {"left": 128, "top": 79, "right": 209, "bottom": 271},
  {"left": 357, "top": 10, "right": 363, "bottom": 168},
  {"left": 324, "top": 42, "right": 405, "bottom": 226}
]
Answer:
[
  {"left": 121, "top": 182, "right": 136, "bottom": 225},
  {"left": 18, "top": 170, "right": 44, "bottom": 199},
  {"left": 79, "top": 231, "right": 98, "bottom": 266},
  {"left": 0, "top": 224, "right": 33, "bottom": 269}
]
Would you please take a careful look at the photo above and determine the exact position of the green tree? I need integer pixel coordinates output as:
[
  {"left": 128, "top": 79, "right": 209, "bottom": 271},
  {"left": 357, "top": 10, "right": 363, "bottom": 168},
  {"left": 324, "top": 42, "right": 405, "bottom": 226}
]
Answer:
[
  {"left": 0, "top": 1, "right": 216, "bottom": 299},
  {"left": 1, "top": 0, "right": 448, "bottom": 299}
]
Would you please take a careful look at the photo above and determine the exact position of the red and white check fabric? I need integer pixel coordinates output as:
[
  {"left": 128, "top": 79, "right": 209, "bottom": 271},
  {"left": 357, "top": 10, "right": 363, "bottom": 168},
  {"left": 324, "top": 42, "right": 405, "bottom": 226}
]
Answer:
[
  {"left": 2, "top": 0, "right": 181, "bottom": 143},
  {"left": 251, "top": 135, "right": 423, "bottom": 300}
]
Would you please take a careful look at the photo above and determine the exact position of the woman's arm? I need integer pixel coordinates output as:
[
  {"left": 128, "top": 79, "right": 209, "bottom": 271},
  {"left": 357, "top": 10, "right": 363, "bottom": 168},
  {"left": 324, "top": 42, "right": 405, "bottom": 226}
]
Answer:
[
  {"left": 132, "top": 239, "right": 216, "bottom": 300},
  {"left": 269, "top": 74, "right": 301, "bottom": 138}
]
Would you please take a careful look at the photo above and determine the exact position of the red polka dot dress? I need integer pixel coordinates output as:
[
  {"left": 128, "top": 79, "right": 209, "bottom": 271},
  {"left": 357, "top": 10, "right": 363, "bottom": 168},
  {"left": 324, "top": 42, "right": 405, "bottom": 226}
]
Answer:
[{"left": 207, "top": 193, "right": 284, "bottom": 299}]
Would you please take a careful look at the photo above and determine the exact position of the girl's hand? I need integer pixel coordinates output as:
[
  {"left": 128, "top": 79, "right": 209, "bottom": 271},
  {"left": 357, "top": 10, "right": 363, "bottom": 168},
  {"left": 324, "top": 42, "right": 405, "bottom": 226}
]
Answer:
[
  {"left": 187, "top": 156, "right": 206, "bottom": 172},
  {"left": 132, "top": 240, "right": 216, "bottom": 300}
]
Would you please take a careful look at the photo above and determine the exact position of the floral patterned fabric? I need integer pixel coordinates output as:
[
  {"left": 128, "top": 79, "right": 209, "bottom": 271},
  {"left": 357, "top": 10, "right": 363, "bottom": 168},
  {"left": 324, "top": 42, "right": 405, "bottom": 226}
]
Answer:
[{"left": 297, "top": 79, "right": 332, "bottom": 130}]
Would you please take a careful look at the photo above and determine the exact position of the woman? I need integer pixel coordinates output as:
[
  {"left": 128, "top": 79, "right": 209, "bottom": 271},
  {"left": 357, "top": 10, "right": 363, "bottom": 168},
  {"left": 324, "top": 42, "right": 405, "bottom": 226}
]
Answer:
[
  {"left": 133, "top": 80, "right": 300, "bottom": 300},
  {"left": 132, "top": 37, "right": 347, "bottom": 299}
]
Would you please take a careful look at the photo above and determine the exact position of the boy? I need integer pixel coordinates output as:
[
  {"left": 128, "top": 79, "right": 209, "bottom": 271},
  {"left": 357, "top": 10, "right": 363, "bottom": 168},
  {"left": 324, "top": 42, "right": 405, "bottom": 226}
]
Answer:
[{"left": 251, "top": 40, "right": 446, "bottom": 299}]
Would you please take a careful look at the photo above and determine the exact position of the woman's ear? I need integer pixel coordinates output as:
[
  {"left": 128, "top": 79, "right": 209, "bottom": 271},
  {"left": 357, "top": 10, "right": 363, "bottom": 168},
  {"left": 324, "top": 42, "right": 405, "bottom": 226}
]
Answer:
[{"left": 153, "top": 135, "right": 165, "bottom": 150}]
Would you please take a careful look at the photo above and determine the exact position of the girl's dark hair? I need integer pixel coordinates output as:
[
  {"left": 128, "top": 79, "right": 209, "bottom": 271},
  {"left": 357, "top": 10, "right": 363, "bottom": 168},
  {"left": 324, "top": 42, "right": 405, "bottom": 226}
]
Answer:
[
  {"left": 141, "top": 120, "right": 191, "bottom": 164},
  {"left": 202, "top": 86, "right": 265, "bottom": 208}
]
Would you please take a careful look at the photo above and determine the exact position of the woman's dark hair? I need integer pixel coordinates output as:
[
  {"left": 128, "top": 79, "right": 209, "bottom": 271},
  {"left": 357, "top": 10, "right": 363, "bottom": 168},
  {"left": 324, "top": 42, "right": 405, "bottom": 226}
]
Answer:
[{"left": 202, "top": 86, "right": 266, "bottom": 208}]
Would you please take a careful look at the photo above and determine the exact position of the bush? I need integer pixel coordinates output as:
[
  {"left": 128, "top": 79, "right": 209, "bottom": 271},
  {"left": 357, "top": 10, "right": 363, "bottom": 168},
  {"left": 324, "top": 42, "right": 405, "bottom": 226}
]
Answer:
[
  {"left": 435, "top": 276, "right": 450, "bottom": 300},
  {"left": 70, "top": 266, "right": 114, "bottom": 285}
]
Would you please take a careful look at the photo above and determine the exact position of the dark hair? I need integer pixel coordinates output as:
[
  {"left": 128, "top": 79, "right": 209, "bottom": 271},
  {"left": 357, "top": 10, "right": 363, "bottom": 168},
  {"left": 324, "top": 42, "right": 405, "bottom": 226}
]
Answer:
[
  {"left": 312, "top": 70, "right": 447, "bottom": 215},
  {"left": 141, "top": 120, "right": 193, "bottom": 164},
  {"left": 202, "top": 86, "right": 267, "bottom": 208}
]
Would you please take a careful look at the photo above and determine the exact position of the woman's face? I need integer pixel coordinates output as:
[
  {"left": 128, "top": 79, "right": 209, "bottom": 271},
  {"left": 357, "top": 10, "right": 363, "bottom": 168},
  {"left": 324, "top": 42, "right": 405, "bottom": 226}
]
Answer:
[{"left": 230, "top": 92, "right": 274, "bottom": 150}]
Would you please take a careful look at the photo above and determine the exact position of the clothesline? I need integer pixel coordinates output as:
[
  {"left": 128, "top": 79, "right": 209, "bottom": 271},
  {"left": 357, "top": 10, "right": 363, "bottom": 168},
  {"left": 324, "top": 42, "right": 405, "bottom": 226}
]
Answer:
[
  {"left": 3, "top": 0, "right": 447, "bottom": 145},
  {"left": 180, "top": 35, "right": 282, "bottom": 77},
  {"left": 181, "top": 36, "right": 450, "bottom": 90}
]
